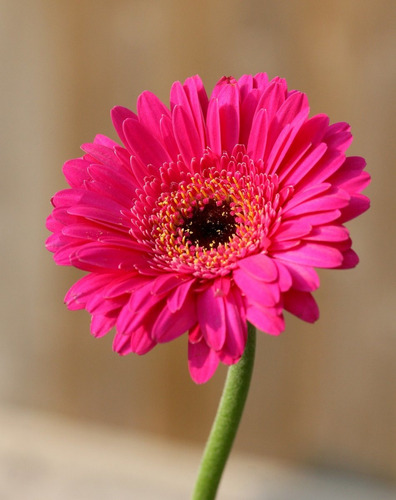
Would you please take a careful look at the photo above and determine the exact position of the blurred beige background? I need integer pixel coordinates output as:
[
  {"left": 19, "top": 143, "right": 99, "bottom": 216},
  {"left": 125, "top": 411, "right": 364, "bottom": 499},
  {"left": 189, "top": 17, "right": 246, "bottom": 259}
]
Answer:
[{"left": 1, "top": 0, "right": 395, "bottom": 498}]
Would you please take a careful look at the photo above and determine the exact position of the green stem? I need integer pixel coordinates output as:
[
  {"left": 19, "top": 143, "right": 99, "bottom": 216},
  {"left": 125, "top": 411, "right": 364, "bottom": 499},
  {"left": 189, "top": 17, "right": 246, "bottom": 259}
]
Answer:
[{"left": 191, "top": 322, "right": 256, "bottom": 500}]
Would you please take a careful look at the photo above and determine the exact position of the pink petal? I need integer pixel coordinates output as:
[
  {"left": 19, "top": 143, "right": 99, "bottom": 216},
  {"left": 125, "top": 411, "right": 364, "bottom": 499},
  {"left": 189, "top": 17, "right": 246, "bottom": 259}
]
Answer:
[
  {"left": 274, "top": 261, "right": 293, "bottom": 291},
  {"left": 338, "top": 194, "right": 370, "bottom": 223},
  {"left": 246, "top": 302, "right": 284, "bottom": 335},
  {"left": 238, "top": 253, "right": 278, "bottom": 282},
  {"left": 183, "top": 75, "right": 208, "bottom": 142},
  {"left": 197, "top": 285, "right": 226, "bottom": 351},
  {"left": 206, "top": 98, "right": 222, "bottom": 155},
  {"left": 53, "top": 188, "right": 126, "bottom": 213},
  {"left": 91, "top": 313, "right": 117, "bottom": 338},
  {"left": 65, "top": 273, "right": 114, "bottom": 310},
  {"left": 81, "top": 143, "right": 122, "bottom": 170},
  {"left": 287, "top": 209, "right": 342, "bottom": 226},
  {"left": 296, "top": 150, "right": 346, "bottom": 190},
  {"left": 46, "top": 216, "right": 69, "bottom": 239},
  {"left": 265, "top": 124, "right": 293, "bottom": 174},
  {"left": 46, "top": 231, "right": 70, "bottom": 253},
  {"left": 160, "top": 115, "right": 180, "bottom": 160},
  {"left": 129, "top": 155, "right": 150, "bottom": 188},
  {"left": 115, "top": 325, "right": 156, "bottom": 355},
  {"left": 253, "top": 72, "right": 269, "bottom": 90},
  {"left": 93, "top": 134, "right": 119, "bottom": 148},
  {"left": 152, "top": 297, "right": 197, "bottom": 343},
  {"left": 102, "top": 274, "right": 144, "bottom": 298},
  {"left": 151, "top": 273, "right": 185, "bottom": 296},
  {"left": 272, "top": 221, "right": 312, "bottom": 242},
  {"left": 327, "top": 156, "right": 367, "bottom": 187},
  {"left": 272, "top": 242, "right": 343, "bottom": 268},
  {"left": 338, "top": 248, "right": 359, "bottom": 269},
  {"left": 276, "top": 141, "right": 313, "bottom": 183},
  {"left": 305, "top": 225, "right": 350, "bottom": 243},
  {"left": 70, "top": 242, "right": 146, "bottom": 272},
  {"left": 274, "top": 91, "right": 308, "bottom": 130},
  {"left": 111, "top": 106, "right": 138, "bottom": 147},
  {"left": 239, "top": 89, "right": 260, "bottom": 145},
  {"left": 114, "top": 146, "right": 133, "bottom": 172},
  {"left": 324, "top": 122, "right": 352, "bottom": 152},
  {"left": 170, "top": 80, "right": 190, "bottom": 111},
  {"left": 293, "top": 113, "right": 329, "bottom": 148},
  {"left": 85, "top": 170, "right": 135, "bottom": 208},
  {"left": 238, "top": 74, "right": 254, "bottom": 100},
  {"left": 283, "top": 290, "right": 319, "bottom": 322},
  {"left": 113, "top": 327, "right": 156, "bottom": 356},
  {"left": 67, "top": 205, "right": 127, "bottom": 229},
  {"left": 266, "top": 109, "right": 309, "bottom": 174},
  {"left": 129, "top": 327, "right": 157, "bottom": 354},
  {"left": 87, "top": 163, "right": 137, "bottom": 198},
  {"left": 122, "top": 118, "right": 170, "bottom": 167},
  {"left": 210, "top": 75, "right": 237, "bottom": 99},
  {"left": 171, "top": 80, "right": 207, "bottom": 148},
  {"left": 216, "top": 82, "right": 240, "bottom": 154},
  {"left": 255, "top": 78, "right": 287, "bottom": 125},
  {"left": 116, "top": 284, "right": 162, "bottom": 335},
  {"left": 274, "top": 260, "right": 320, "bottom": 292},
  {"left": 188, "top": 338, "right": 220, "bottom": 384},
  {"left": 221, "top": 287, "right": 247, "bottom": 360},
  {"left": 335, "top": 171, "right": 370, "bottom": 194},
  {"left": 247, "top": 108, "right": 268, "bottom": 161},
  {"left": 283, "top": 143, "right": 328, "bottom": 186},
  {"left": 282, "top": 183, "right": 331, "bottom": 213},
  {"left": 167, "top": 279, "right": 195, "bottom": 313},
  {"left": 52, "top": 241, "right": 86, "bottom": 266},
  {"left": 62, "top": 159, "right": 91, "bottom": 188},
  {"left": 233, "top": 268, "right": 280, "bottom": 307},
  {"left": 86, "top": 293, "right": 126, "bottom": 317},
  {"left": 213, "top": 277, "right": 231, "bottom": 297},
  {"left": 269, "top": 239, "right": 301, "bottom": 252},
  {"left": 128, "top": 280, "right": 161, "bottom": 310},
  {"left": 284, "top": 192, "right": 349, "bottom": 218},
  {"left": 61, "top": 222, "right": 123, "bottom": 242},
  {"left": 137, "top": 90, "right": 170, "bottom": 140},
  {"left": 188, "top": 324, "right": 203, "bottom": 344},
  {"left": 172, "top": 105, "right": 204, "bottom": 164},
  {"left": 112, "top": 332, "right": 132, "bottom": 354}
]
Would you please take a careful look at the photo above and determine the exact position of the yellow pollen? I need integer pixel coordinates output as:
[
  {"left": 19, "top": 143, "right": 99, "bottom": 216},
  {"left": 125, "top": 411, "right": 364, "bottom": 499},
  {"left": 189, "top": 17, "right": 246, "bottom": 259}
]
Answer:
[{"left": 142, "top": 165, "right": 284, "bottom": 277}]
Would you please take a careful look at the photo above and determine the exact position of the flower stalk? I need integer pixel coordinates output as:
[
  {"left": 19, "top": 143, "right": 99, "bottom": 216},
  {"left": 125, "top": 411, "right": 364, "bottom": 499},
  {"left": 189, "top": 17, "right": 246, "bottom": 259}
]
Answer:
[{"left": 192, "top": 322, "right": 257, "bottom": 500}]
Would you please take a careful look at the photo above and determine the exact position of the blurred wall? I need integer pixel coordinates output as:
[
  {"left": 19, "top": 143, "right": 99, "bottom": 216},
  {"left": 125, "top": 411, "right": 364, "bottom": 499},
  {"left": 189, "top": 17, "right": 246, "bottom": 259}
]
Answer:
[{"left": 1, "top": 0, "right": 395, "bottom": 480}]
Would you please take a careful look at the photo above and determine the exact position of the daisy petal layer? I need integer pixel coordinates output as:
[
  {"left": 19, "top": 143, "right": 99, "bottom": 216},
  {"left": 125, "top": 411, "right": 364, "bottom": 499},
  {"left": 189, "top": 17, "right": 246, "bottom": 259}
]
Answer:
[{"left": 46, "top": 72, "right": 370, "bottom": 383}]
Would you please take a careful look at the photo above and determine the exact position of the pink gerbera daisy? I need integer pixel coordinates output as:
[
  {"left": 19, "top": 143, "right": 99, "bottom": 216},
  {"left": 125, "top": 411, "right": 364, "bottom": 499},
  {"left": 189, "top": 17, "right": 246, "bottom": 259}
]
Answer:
[{"left": 46, "top": 74, "right": 370, "bottom": 383}]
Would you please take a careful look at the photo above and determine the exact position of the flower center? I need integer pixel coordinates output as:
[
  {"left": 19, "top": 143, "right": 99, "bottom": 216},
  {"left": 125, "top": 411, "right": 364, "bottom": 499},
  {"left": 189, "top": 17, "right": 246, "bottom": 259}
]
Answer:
[
  {"left": 181, "top": 199, "right": 236, "bottom": 250},
  {"left": 130, "top": 148, "right": 294, "bottom": 278}
]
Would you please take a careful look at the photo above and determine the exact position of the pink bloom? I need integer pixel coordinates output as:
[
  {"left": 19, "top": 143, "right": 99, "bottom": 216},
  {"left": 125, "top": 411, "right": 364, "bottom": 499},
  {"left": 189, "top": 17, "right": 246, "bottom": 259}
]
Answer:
[{"left": 46, "top": 74, "right": 370, "bottom": 383}]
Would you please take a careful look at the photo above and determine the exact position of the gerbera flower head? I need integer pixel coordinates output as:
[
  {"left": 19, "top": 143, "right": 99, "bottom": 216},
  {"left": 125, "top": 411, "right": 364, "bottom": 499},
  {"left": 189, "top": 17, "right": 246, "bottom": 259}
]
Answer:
[{"left": 46, "top": 74, "right": 370, "bottom": 383}]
